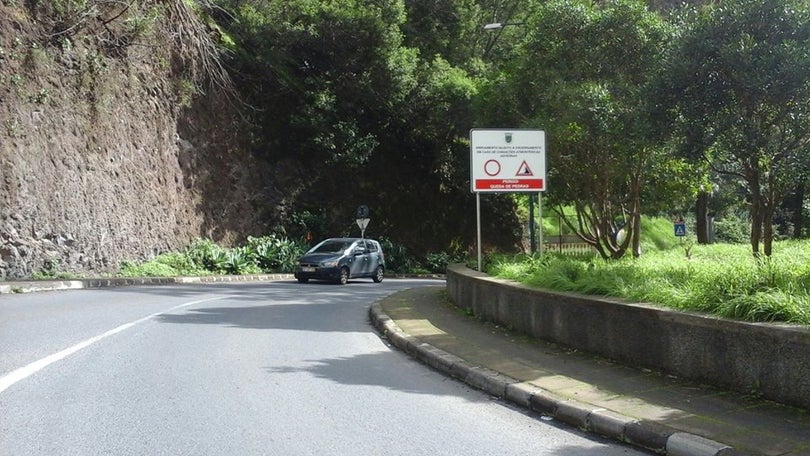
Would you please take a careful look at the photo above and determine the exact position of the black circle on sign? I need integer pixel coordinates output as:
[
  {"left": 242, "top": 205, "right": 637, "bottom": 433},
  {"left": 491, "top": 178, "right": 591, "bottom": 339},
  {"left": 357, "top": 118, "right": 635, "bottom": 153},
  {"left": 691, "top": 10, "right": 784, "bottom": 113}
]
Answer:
[{"left": 484, "top": 159, "right": 501, "bottom": 176}]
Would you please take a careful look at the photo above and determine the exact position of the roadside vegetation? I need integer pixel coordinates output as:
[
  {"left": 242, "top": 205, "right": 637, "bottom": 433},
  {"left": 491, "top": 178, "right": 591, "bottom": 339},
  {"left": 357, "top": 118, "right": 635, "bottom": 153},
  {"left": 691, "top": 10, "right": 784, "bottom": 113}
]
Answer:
[
  {"left": 5, "top": 0, "right": 810, "bottom": 280},
  {"left": 486, "top": 218, "right": 810, "bottom": 326},
  {"left": 114, "top": 235, "right": 466, "bottom": 278},
  {"left": 9, "top": 0, "right": 810, "bottom": 328},
  {"left": 118, "top": 236, "right": 303, "bottom": 278},
  {"left": 31, "top": 215, "right": 810, "bottom": 326}
]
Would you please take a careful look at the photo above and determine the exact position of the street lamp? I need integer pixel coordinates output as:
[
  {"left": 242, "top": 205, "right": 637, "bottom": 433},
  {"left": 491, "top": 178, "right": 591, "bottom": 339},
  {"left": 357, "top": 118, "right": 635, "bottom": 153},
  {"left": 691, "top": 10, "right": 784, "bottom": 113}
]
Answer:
[
  {"left": 482, "top": 21, "right": 520, "bottom": 57},
  {"left": 484, "top": 21, "right": 524, "bottom": 30},
  {"left": 481, "top": 21, "right": 541, "bottom": 254}
]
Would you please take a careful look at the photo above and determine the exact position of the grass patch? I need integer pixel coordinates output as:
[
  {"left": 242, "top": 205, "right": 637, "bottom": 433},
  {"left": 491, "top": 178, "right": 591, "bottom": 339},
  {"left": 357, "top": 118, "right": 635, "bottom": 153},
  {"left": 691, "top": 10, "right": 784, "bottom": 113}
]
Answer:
[{"left": 487, "top": 240, "right": 810, "bottom": 325}]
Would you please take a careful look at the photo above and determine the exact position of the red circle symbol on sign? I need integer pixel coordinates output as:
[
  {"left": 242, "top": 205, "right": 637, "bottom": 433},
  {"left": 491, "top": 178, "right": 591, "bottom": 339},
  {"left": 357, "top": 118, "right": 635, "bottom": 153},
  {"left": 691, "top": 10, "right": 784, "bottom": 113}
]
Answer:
[{"left": 484, "top": 159, "right": 501, "bottom": 176}]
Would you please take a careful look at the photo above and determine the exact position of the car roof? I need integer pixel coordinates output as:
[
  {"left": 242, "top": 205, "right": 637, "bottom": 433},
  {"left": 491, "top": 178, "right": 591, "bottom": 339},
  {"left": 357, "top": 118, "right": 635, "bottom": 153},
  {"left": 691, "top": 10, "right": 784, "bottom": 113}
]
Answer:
[{"left": 322, "top": 237, "right": 378, "bottom": 243}]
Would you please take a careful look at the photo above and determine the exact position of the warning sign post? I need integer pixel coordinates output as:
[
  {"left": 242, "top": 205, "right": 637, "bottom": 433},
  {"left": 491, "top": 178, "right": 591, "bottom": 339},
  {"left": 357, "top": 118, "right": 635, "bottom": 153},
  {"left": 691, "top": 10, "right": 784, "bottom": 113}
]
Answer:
[
  {"left": 470, "top": 129, "right": 546, "bottom": 193},
  {"left": 470, "top": 128, "right": 547, "bottom": 270}
]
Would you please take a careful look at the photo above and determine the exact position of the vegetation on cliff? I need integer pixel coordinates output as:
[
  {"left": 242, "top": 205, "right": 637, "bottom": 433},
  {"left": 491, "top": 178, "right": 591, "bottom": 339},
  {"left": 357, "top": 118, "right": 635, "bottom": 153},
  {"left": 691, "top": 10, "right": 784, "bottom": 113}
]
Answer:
[{"left": 2, "top": 0, "right": 809, "bottom": 281}]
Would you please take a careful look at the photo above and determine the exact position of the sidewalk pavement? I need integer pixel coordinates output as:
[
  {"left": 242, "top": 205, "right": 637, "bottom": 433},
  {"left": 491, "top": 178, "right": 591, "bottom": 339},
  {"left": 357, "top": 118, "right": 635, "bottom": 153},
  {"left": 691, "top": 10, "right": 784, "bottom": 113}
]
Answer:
[{"left": 370, "top": 285, "right": 810, "bottom": 456}]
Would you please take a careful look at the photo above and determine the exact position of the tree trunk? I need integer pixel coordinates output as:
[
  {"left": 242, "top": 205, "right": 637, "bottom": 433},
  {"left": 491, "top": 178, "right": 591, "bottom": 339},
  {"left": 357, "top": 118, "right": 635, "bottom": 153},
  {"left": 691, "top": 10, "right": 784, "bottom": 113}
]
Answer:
[
  {"left": 763, "top": 185, "right": 776, "bottom": 257},
  {"left": 764, "top": 206, "right": 774, "bottom": 256},
  {"left": 793, "top": 181, "right": 805, "bottom": 239},
  {"left": 747, "top": 166, "right": 763, "bottom": 257},
  {"left": 751, "top": 202, "right": 762, "bottom": 256},
  {"left": 695, "top": 191, "right": 710, "bottom": 244},
  {"left": 627, "top": 212, "right": 638, "bottom": 257}
]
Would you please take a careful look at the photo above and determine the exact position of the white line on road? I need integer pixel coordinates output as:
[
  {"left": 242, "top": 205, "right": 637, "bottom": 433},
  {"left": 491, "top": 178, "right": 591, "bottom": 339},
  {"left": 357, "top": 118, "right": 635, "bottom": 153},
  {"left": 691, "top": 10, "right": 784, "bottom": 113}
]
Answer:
[{"left": 0, "top": 296, "right": 225, "bottom": 394}]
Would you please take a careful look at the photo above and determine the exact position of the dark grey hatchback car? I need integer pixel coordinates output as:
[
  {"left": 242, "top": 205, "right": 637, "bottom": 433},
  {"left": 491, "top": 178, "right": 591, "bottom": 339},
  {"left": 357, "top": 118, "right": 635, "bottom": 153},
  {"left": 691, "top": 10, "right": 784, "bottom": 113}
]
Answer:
[{"left": 294, "top": 238, "right": 385, "bottom": 285}]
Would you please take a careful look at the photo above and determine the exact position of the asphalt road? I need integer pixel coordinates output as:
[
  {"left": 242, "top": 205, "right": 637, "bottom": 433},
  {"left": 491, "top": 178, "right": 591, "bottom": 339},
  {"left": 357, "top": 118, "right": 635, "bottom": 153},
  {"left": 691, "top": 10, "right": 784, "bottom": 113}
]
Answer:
[{"left": 0, "top": 279, "right": 649, "bottom": 455}]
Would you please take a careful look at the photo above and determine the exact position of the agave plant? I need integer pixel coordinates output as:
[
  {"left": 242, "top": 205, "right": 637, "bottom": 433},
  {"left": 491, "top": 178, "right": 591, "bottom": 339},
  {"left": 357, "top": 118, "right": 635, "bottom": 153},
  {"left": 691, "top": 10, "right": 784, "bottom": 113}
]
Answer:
[{"left": 247, "top": 235, "right": 304, "bottom": 272}]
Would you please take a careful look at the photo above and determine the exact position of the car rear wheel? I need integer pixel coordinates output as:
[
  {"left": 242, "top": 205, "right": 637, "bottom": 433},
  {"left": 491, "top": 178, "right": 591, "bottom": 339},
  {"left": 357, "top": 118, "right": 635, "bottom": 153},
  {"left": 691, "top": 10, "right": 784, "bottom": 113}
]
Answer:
[
  {"left": 337, "top": 267, "right": 350, "bottom": 285},
  {"left": 372, "top": 265, "right": 384, "bottom": 283},
  {"left": 297, "top": 277, "right": 308, "bottom": 283}
]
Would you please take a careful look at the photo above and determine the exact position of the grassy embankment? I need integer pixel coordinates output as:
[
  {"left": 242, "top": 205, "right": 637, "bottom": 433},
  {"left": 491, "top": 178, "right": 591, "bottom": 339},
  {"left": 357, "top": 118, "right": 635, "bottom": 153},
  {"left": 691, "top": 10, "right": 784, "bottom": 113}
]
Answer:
[{"left": 487, "top": 217, "right": 810, "bottom": 325}]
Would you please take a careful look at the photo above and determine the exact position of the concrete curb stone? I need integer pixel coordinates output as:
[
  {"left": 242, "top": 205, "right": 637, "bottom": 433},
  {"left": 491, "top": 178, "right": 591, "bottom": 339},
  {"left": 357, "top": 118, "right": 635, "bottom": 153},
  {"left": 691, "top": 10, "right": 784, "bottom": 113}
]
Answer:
[
  {"left": 504, "top": 382, "right": 543, "bottom": 408},
  {"left": 0, "top": 274, "right": 297, "bottom": 294},
  {"left": 369, "top": 302, "right": 735, "bottom": 456},
  {"left": 667, "top": 433, "right": 731, "bottom": 456},
  {"left": 587, "top": 408, "right": 634, "bottom": 442},
  {"left": 463, "top": 366, "right": 515, "bottom": 398}
]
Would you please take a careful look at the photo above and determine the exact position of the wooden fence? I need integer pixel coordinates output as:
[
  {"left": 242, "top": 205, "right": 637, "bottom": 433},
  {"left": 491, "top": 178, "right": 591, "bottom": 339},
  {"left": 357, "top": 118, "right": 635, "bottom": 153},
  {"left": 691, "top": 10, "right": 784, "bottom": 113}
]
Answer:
[{"left": 542, "top": 235, "right": 594, "bottom": 254}]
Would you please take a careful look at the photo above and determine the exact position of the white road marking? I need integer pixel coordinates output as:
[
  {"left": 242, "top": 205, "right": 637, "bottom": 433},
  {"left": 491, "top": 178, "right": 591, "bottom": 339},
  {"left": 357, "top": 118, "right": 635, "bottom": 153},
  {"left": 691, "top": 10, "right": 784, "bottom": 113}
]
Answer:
[{"left": 0, "top": 296, "right": 225, "bottom": 394}]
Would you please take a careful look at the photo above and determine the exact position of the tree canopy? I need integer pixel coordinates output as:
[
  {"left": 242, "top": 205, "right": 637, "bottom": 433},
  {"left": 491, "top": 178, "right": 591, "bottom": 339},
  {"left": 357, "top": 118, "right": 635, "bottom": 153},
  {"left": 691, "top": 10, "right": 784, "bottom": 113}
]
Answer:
[
  {"left": 203, "top": 0, "right": 810, "bottom": 259},
  {"left": 475, "top": 0, "right": 702, "bottom": 259},
  {"left": 657, "top": 0, "right": 810, "bottom": 256}
]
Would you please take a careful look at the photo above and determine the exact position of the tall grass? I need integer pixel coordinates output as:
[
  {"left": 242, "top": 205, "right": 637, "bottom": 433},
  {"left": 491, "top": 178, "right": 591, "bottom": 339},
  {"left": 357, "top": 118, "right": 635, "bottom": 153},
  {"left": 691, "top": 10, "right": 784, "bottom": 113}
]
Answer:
[{"left": 488, "top": 241, "right": 810, "bottom": 325}]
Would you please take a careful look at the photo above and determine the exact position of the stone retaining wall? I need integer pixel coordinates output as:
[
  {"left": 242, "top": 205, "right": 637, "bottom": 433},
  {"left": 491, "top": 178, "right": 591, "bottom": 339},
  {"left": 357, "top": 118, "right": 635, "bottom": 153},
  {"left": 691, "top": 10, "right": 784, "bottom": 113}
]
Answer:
[{"left": 446, "top": 264, "right": 810, "bottom": 410}]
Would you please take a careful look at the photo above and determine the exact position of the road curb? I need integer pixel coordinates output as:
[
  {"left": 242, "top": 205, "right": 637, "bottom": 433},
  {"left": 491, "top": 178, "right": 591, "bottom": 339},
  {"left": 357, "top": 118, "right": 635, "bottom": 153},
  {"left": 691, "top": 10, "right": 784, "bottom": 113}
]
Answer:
[
  {"left": 0, "top": 274, "right": 295, "bottom": 294},
  {"left": 0, "top": 273, "right": 440, "bottom": 295},
  {"left": 369, "top": 301, "right": 741, "bottom": 456}
]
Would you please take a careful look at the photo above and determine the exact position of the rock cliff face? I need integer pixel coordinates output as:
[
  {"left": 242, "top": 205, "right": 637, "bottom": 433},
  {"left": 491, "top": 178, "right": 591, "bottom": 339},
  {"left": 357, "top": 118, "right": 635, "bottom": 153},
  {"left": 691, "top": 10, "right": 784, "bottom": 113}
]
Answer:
[{"left": 0, "top": 2, "right": 273, "bottom": 280}]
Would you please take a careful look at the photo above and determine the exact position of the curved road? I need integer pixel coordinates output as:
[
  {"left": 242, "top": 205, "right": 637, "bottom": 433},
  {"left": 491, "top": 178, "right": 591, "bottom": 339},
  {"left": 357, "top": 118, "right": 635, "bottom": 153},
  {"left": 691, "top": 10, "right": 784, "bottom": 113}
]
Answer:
[{"left": 0, "top": 279, "right": 648, "bottom": 455}]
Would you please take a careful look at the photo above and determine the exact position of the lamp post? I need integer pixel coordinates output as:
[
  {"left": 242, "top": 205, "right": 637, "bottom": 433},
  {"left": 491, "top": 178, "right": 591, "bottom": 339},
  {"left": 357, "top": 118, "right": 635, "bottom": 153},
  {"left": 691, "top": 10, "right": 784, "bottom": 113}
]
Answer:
[
  {"left": 483, "top": 21, "right": 540, "bottom": 255},
  {"left": 482, "top": 21, "right": 523, "bottom": 57}
]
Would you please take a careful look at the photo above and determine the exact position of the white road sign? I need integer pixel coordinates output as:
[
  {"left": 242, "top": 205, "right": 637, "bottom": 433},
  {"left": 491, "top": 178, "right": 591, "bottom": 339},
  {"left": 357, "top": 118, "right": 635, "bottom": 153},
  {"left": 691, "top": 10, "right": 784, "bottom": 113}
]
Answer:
[{"left": 470, "top": 129, "right": 546, "bottom": 193}]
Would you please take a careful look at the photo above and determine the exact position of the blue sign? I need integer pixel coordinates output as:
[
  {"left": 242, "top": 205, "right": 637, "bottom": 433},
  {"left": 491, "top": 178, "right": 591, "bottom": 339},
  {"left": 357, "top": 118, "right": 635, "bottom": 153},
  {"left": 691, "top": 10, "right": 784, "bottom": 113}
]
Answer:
[{"left": 674, "top": 222, "right": 687, "bottom": 237}]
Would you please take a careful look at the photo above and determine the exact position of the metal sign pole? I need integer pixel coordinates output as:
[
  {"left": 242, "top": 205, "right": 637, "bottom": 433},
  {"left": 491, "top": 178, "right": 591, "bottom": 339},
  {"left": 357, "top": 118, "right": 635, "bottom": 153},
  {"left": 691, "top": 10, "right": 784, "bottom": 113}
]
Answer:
[
  {"left": 529, "top": 194, "right": 536, "bottom": 253},
  {"left": 476, "top": 193, "right": 482, "bottom": 271},
  {"left": 538, "top": 192, "right": 544, "bottom": 255},
  {"left": 470, "top": 129, "right": 546, "bottom": 269}
]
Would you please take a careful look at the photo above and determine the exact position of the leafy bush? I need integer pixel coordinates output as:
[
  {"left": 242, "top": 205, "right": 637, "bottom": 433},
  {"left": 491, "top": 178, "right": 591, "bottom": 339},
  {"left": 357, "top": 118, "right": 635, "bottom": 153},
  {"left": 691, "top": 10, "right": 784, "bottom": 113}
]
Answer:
[
  {"left": 378, "top": 237, "right": 415, "bottom": 273},
  {"left": 150, "top": 252, "right": 198, "bottom": 274},
  {"left": 246, "top": 235, "right": 304, "bottom": 272},
  {"left": 118, "top": 252, "right": 208, "bottom": 277},
  {"left": 118, "top": 236, "right": 309, "bottom": 277},
  {"left": 423, "top": 251, "right": 468, "bottom": 274},
  {"left": 223, "top": 247, "right": 261, "bottom": 275},
  {"left": 119, "top": 260, "right": 179, "bottom": 277},
  {"left": 713, "top": 214, "right": 750, "bottom": 244},
  {"left": 186, "top": 238, "right": 228, "bottom": 273}
]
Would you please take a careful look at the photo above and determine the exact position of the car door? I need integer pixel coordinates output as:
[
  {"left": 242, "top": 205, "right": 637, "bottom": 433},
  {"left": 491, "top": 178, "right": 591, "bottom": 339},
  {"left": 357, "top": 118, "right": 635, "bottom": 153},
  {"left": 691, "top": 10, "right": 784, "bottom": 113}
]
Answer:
[
  {"left": 365, "top": 240, "right": 381, "bottom": 275},
  {"left": 348, "top": 241, "right": 369, "bottom": 278}
]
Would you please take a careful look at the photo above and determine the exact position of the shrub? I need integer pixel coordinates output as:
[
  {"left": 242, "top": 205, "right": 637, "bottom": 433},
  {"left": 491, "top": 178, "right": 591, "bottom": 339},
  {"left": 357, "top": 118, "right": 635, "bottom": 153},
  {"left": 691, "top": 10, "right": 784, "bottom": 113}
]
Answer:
[
  {"left": 423, "top": 251, "right": 467, "bottom": 274},
  {"left": 378, "top": 237, "right": 414, "bottom": 273},
  {"left": 118, "top": 252, "right": 208, "bottom": 277},
  {"left": 151, "top": 252, "right": 198, "bottom": 274},
  {"left": 186, "top": 238, "right": 228, "bottom": 273},
  {"left": 246, "top": 235, "right": 304, "bottom": 272},
  {"left": 119, "top": 259, "right": 178, "bottom": 277},
  {"left": 223, "top": 247, "right": 261, "bottom": 275},
  {"left": 713, "top": 214, "right": 750, "bottom": 244}
]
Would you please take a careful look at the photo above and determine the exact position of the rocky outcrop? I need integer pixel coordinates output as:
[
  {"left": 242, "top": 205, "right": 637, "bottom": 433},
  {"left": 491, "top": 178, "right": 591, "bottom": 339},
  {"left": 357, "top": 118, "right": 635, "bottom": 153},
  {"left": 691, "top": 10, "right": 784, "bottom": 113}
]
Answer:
[{"left": 0, "top": 2, "right": 273, "bottom": 279}]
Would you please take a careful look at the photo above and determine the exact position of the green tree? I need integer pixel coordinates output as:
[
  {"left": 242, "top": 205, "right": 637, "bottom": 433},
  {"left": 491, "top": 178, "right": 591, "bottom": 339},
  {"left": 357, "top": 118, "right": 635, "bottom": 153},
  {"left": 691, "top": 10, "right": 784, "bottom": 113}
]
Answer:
[
  {"left": 658, "top": 0, "right": 810, "bottom": 256},
  {"left": 479, "top": 0, "right": 688, "bottom": 259},
  {"left": 212, "top": 0, "right": 522, "bottom": 256},
  {"left": 212, "top": 0, "right": 416, "bottom": 220}
]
